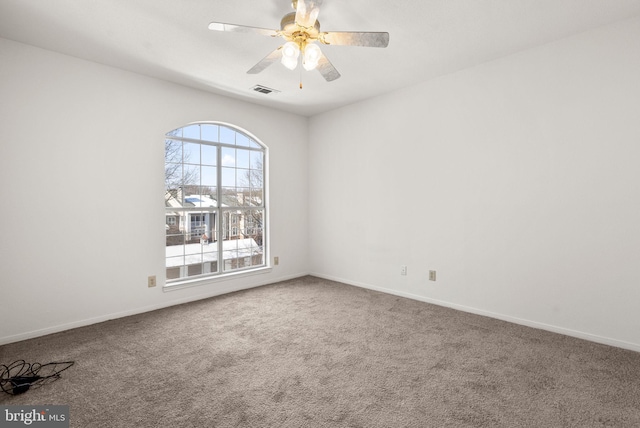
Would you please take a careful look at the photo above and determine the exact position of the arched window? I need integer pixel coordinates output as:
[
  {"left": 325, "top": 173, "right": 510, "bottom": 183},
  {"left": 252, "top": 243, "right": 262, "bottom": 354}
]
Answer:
[{"left": 164, "top": 122, "right": 267, "bottom": 283}]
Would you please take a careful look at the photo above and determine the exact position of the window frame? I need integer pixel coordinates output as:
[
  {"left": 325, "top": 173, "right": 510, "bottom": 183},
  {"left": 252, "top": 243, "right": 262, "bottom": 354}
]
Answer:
[{"left": 164, "top": 122, "right": 269, "bottom": 289}]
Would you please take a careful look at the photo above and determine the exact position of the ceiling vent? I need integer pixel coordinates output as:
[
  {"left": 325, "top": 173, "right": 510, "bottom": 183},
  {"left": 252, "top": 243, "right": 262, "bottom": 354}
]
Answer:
[{"left": 252, "top": 85, "right": 280, "bottom": 95}]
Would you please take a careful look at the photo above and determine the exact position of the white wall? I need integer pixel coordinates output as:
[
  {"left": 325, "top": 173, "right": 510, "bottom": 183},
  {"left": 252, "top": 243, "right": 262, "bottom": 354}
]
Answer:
[
  {"left": 3, "top": 16, "right": 640, "bottom": 351},
  {"left": 0, "top": 38, "right": 309, "bottom": 344},
  {"left": 309, "top": 17, "right": 640, "bottom": 351}
]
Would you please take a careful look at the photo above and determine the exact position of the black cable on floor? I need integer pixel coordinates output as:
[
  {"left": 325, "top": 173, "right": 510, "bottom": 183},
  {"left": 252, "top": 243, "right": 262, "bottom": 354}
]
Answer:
[{"left": 0, "top": 360, "right": 75, "bottom": 395}]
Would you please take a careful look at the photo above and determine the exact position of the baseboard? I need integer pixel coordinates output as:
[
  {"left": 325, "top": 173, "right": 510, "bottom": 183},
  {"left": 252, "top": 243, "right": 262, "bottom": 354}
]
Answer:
[
  {"left": 0, "top": 272, "right": 308, "bottom": 346},
  {"left": 310, "top": 272, "right": 640, "bottom": 354},
  {"left": 6, "top": 271, "right": 638, "bottom": 353}
]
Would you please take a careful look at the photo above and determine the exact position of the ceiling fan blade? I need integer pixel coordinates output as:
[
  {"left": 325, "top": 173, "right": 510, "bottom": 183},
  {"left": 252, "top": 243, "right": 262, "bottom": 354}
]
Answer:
[
  {"left": 316, "top": 52, "right": 340, "bottom": 82},
  {"left": 208, "top": 22, "right": 278, "bottom": 37},
  {"left": 295, "top": 0, "right": 323, "bottom": 29},
  {"left": 247, "top": 47, "right": 283, "bottom": 74},
  {"left": 321, "top": 31, "right": 390, "bottom": 48}
]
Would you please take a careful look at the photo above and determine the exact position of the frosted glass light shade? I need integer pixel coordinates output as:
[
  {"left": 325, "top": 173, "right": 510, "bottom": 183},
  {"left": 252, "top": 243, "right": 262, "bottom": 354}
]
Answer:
[
  {"left": 281, "top": 42, "right": 300, "bottom": 70},
  {"left": 303, "top": 44, "right": 322, "bottom": 71},
  {"left": 282, "top": 56, "right": 298, "bottom": 70}
]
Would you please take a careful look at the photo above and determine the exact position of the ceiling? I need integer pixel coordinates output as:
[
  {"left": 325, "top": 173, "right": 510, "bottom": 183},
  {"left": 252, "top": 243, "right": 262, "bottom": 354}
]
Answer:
[{"left": 2, "top": 0, "right": 640, "bottom": 117}]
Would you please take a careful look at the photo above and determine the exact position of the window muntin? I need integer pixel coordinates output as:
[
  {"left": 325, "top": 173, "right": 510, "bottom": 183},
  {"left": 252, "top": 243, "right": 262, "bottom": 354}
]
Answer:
[{"left": 165, "top": 123, "right": 266, "bottom": 283}]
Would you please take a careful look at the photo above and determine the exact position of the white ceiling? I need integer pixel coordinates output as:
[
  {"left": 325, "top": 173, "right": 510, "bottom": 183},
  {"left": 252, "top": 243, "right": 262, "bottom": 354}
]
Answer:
[{"left": 2, "top": 0, "right": 640, "bottom": 116}]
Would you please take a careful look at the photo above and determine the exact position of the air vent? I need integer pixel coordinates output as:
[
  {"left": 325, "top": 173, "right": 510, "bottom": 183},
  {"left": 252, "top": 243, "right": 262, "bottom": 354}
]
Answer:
[{"left": 252, "top": 85, "right": 280, "bottom": 95}]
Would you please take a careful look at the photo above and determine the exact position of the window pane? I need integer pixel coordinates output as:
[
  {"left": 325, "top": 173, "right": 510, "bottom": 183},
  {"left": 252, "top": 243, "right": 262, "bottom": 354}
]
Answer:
[
  {"left": 232, "top": 188, "right": 248, "bottom": 206},
  {"left": 167, "top": 128, "right": 182, "bottom": 138},
  {"left": 202, "top": 190, "right": 218, "bottom": 205},
  {"left": 201, "top": 144, "right": 216, "bottom": 165},
  {"left": 183, "top": 191, "right": 216, "bottom": 207},
  {"left": 183, "top": 124, "right": 200, "bottom": 139},
  {"left": 221, "top": 189, "right": 239, "bottom": 207},
  {"left": 184, "top": 194, "right": 200, "bottom": 207},
  {"left": 237, "top": 175, "right": 247, "bottom": 189},
  {"left": 184, "top": 243, "right": 202, "bottom": 257},
  {"left": 184, "top": 142, "right": 200, "bottom": 165},
  {"left": 166, "top": 266, "right": 181, "bottom": 280},
  {"left": 221, "top": 147, "right": 235, "bottom": 167},
  {"left": 202, "top": 243, "right": 217, "bottom": 275},
  {"left": 248, "top": 169, "right": 263, "bottom": 191},
  {"left": 237, "top": 168, "right": 251, "bottom": 187},
  {"left": 166, "top": 253, "right": 185, "bottom": 280},
  {"left": 249, "top": 176, "right": 261, "bottom": 189},
  {"left": 221, "top": 167, "right": 236, "bottom": 187},
  {"left": 250, "top": 189, "right": 264, "bottom": 206},
  {"left": 166, "top": 233, "right": 185, "bottom": 248},
  {"left": 236, "top": 133, "right": 250, "bottom": 147},
  {"left": 242, "top": 209, "right": 264, "bottom": 245},
  {"left": 209, "top": 223, "right": 219, "bottom": 242},
  {"left": 201, "top": 124, "right": 219, "bottom": 142},
  {"left": 236, "top": 149, "right": 250, "bottom": 169},
  {"left": 220, "top": 126, "right": 235, "bottom": 145},
  {"left": 180, "top": 185, "right": 198, "bottom": 201},
  {"left": 252, "top": 253, "right": 264, "bottom": 266},
  {"left": 183, "top": 212, "right": 213, "bottom": 240},
  {"left": 183, "top": 164, "right": 200, "bottom": 189},
  {"left": 201, "top": 187, "right": 218, "bottom": 202},
  {"left": 188, "top": 264, "right": 203, "bottom": 277},
  {"left": 165, "top": 163, "right": 181, "bottom": 192},
  {"left": 211, "top": 261, "right": 219, "bottom": 273},
  {"left": 221, "top": 233, "right": 263, "bottom": 272},
  {"left": 165, "top": 139, "right": 182, "bottom": 161},
  {"left": 250, "top": 151, "right": 263, "bottom": 170},
  {"left": 201, "top": 166, "right": 217, "bottom": 187}
]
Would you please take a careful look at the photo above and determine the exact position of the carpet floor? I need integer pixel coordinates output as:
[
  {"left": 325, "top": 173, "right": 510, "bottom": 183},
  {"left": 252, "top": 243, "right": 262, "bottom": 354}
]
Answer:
[{"left": 1, "top": 276, "right": 640, "bottom": 427}]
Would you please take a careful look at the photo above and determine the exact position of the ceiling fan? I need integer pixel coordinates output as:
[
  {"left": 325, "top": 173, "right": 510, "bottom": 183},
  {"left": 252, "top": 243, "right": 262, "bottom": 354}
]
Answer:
[{"left": 208, "top": 0, "right": 389, "bottom": 86}]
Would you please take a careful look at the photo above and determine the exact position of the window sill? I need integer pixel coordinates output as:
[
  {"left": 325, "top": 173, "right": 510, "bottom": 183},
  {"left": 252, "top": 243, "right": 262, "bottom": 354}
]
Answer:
[{"left": 163, "top": 266, "right": 272, "bottom": 292}]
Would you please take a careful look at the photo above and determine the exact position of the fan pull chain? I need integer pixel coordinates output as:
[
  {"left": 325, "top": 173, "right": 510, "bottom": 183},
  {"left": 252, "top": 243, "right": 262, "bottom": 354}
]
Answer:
[{"left": 299, "top": 56, "right": 303, "bottom": 89}]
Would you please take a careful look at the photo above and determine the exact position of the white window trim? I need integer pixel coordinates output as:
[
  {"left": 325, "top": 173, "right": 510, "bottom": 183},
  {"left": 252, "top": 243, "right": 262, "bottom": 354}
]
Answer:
[
  {"left": 163, "top": 265, "right": 273, "bottom": 292},
  {"left": 164, "top": 121, "right": 270, "bottom": 289}
]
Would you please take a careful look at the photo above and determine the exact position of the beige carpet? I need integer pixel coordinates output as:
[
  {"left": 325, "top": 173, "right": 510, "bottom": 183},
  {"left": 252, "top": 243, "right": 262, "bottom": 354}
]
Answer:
[{"left": 1, "top": 276, "right": 639, "bottom": 427}]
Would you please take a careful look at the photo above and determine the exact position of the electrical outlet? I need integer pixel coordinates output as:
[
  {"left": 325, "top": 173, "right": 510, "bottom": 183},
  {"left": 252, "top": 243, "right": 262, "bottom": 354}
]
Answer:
[
  {"left": 429, "top": 270, "right": 436, "bottom": 281},
  {"left": 401, "top": 265, "right": 407, "bottom": 276},
  {"left": 274, "top": 256, "right": 279, "bottom": 266},
  {"left": 148, "top": 275, "right": 156, "bottom": 287}
]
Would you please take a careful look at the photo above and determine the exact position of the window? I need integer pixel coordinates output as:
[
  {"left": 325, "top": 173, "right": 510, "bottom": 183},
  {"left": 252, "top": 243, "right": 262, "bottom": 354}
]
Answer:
[{"left": 165, "top": 123, "right": 267, "bottom": 283}]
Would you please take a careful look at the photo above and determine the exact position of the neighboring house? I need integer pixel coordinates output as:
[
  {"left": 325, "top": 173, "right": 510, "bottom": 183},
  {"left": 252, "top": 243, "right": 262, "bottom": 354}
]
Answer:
[
  {"left": 165, "top": 190, "right": 264, "bottom": 278},
  {"left": 165, "top": 193, "right": 218, "bottom": 241},
  {"left": 165, "top": 189, "right": 262, "bottom": 243}
]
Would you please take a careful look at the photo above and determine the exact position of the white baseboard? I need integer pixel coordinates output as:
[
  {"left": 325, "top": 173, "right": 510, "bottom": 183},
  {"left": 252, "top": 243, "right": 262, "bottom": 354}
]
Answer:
[
  {"left": 0, "top": 272, "right": 307, "bottom": 346},
  {"left": 5, "top": 271, "right": 639, "bottom": 353},
  {"left": 310, "top": 272, "right": 640, "bottom": 354}
]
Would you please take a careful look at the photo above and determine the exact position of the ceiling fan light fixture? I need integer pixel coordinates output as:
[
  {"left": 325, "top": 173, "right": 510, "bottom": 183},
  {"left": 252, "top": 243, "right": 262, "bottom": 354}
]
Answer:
[
  {"left": 209, "top": 0, "right": 389, "bottom": 83},
  {"left": 281, "top": 41, "right": 300, "bottom": 70},
  {"left": 303, "top": 43, "right": 322, "bottom": 71},
  {"left": 282, "top": 56, "right": 298, "bottom": 70}
]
